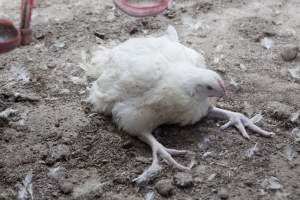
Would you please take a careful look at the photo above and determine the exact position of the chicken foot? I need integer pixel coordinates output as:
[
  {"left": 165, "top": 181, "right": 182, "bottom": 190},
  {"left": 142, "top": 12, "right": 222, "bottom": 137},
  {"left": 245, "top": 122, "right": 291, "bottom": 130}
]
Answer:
[
  {"left": 133, "top": 132, "right": 191, "bottom": 184},
  {"left": 208, "top": 106, "right": 275, "bottom": 139}
]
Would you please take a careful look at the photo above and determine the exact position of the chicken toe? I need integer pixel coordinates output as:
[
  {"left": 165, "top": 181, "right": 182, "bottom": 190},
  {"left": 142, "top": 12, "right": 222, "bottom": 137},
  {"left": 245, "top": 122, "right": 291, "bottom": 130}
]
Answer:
[
  {"left": 133, "top": 132, "right": 190, "bottom": 184},
  {"left": 133, "top": 153, "right": 161, "bottom": 184},
  {"left": 208, "top": 107, "right": 275, "bottom": 138}
]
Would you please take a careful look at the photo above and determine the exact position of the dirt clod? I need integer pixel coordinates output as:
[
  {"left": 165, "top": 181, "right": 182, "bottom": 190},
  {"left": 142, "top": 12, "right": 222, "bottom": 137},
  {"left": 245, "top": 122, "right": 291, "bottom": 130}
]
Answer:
[
  {"left": 49, "top": 144, "right": 71, "bottom": 163},
  {"left": 73, "top": 178, "right": 105, "bottom": 199},
  {"left": 235, "top": 17, "right": 275, "bottom": 41},
  {"left": 192, "top": 2, "right": 214, "bottom": 14},
  {"left": 281, "top": 46, "right": 299, "bottom": 61},
  {"left": 266, "top": 101, "right": 294, "bottom": 120},
  {"left": 0, "top": 117, "right": 9, "bottom": 127},
  {"left": 47, "top": 167, "right": 68, "bottom": 180},
  {"left": 173, "top": 172, "right": 194, "bottom": 189},
  {"left": 218, "top": 188, "right": 229, "bottom": 199},
  {"left": 0, "top": 189, "right": 16, "bottom": 200},
  {"left": 155, "top": 179, "right": 174, "bottom": 197},
  {"left": 261, "top": 176, "right": 282, "bottom": 190},
  {"left": 35, "top": 32, "right": 45, "bottom": 40},
  {"left": 59, "top": 181, "right": 73, "bottom": 194}
]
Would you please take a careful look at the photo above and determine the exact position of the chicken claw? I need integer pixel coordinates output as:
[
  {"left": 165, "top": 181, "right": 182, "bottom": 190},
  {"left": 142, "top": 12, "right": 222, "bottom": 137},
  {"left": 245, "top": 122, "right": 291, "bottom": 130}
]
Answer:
[
  {"left": 133, "top": 132, "right": 191, "bottom": 185},
  {"left": 133, "top": 156, "right": 162, "bottom": 185},
  {"left": 208, "top": 107, "right": 275, "bottom": 139}
]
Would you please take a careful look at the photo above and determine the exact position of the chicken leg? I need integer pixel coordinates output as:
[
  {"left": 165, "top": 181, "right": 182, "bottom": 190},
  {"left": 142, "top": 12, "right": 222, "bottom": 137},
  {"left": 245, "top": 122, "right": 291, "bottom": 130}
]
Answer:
[
  {"left": 133, "top": 132, "right": 191, "bottom": 184},
  {"left": 208, "top": 106, "right": 275, "bottom": 139}
]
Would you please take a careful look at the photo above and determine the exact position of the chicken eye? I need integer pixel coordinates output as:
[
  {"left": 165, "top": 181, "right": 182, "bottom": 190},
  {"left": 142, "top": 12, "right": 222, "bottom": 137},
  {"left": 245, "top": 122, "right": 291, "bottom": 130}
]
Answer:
[{"left": 206, "top": 85, "right": 213, "bottom": 90}]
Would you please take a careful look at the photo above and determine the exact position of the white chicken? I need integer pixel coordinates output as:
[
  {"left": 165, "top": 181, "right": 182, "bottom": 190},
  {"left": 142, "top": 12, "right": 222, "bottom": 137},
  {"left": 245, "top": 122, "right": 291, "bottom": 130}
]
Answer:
[{"left": 81, "top": 26, "right": 275, "bottom": 184}]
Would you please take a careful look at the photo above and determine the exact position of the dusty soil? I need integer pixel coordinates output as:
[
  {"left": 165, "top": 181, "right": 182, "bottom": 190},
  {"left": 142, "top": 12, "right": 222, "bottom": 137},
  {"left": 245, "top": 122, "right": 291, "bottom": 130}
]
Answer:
[{"left": 0, "top": 0, "right": 300, "bottom": 199}]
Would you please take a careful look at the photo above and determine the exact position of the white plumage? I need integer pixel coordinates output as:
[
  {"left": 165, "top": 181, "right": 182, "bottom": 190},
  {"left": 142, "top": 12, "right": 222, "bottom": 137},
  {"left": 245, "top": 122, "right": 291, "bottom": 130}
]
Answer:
[
  {"left": 82, "top": 26, "right": 218, "bottom": 132},
  {"left": 81, "top": 26, "right": 274, "bottom": 183}
]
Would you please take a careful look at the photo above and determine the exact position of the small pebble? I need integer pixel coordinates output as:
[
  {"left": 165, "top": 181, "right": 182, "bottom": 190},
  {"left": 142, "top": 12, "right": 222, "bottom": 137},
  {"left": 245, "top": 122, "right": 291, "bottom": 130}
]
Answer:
[
  {"left": 52, "top": 191, "right": 59, "bottom": 197},
  {"left": 215, "top": 66, "right": 226, "bottom": 74},
  {"left": 244, "top": 179, "right": 254, "bottom": 187},
  {"left": 290, "top": 111, "right": 300, "bottom": 123},
  {"left": 70, "top": 76, "right": 86, "bottom": 85},
  {"left": 164, "top": 10, "right": 176, "bottom": 19},
  {"left": 207, "top": 173, "right": 217, "bottom": 181},
  {"left": 47, "top": 63, "right": 56, "bottom": 69},
  {"left": 59, "top": 181, "right": 73, "bottom": 194},
  {"left": 54, "top": 41, "right": 66, "bottom": 48},
  {"left": 155, "top": 179, "right": 174, "bottom": 197},
  {"left": 283, "top": 144, "right": 296, "bottom": 161},
  {"left": 121, "top": 140, "right": 133, "bottom": 149},
  {"left": 129, "top": 27, "right": 139, "bottom": 35},
  {"left": 94, "top": 32, "right": 107, "bottom": 40},
  {"left": 35, "top": 32, "right": 45, "bottom": 40},
  {"left": 173, "top": 172, "right": 194, "bottom": 188},
  {"left": 261, "top": 176, "right": 282, "bottom": 190},
  {"left": 113, "top": 176, "right": 130, "bottom": 185},
  {"left": 60, "top": 89, "right": 71, "bottom": 95},
  {"left": 197, "top": 137, "right": 211, "bottom": 151},
  {"left": 281, "top": 46, "right": 299, "bottom": 61},
  {"left": 218, "top": 188, "right": 229, "bottom": 199},
  {"left": 291, "top": 128, "right": 300, "bottom": 143},
  {"left": 288, "top": 66, "right": 300, "bottom": 80},
  {"left": 47, "top": 166, "right": 67, "bottom": 180},
  {"left": 229, "top": 78, "right": 241, "bottom": 92},
  {"left": 50, "top": 144, "right": 71, "bottom": 161},
  {"left": 180, "top": 7, "right": 187, "bottom": 13}
]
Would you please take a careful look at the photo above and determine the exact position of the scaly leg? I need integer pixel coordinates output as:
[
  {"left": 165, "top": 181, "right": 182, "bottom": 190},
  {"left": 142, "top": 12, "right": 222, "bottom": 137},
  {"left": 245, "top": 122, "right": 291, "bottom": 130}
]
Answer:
[
  {"left": 133, "top": 132, "right": 190, "bottom": 184},
  {"left": 164, "top": 148, "right": 190, "bottom": 155},
  {"left": 208, "top": 106, "right": 275, "bottom": 139}
]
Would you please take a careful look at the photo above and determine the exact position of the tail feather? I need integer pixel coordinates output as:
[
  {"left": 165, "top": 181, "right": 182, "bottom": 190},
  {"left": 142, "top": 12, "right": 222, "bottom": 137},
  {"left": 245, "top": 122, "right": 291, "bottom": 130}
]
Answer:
[{"left": 80, "top": 46, "right": 111, "bottom": 79}]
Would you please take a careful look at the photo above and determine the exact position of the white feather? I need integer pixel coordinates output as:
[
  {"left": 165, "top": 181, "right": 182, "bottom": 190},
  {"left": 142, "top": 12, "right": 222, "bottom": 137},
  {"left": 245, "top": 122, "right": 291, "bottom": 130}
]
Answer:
[
  {"left": 18, "top": 171, "right": 33, "bottom": 200},
  {"left": 80, "top": 46, "right": 112, "bottom": 78}
]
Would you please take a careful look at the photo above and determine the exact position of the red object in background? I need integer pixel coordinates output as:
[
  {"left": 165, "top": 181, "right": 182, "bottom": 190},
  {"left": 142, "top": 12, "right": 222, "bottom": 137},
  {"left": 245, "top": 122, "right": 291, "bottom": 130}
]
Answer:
[
  {"left": 0, "top": 19, "right": 21, "bottom": 54},
  {"left": 20, "top": 0, "right": 34, "bottom": 45},
  {"left": 0, "top": 0, "right": 33, "bottom": 54},
  {"left": 113, "top": 0, "right": 172, "bottom": 17}
]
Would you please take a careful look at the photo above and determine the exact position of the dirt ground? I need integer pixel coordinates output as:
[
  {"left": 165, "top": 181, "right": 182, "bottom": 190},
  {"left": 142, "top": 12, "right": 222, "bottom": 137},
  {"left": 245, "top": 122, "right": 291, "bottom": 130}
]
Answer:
[{"left": 0, "top": 0, "right": 300, "bottom": 199}]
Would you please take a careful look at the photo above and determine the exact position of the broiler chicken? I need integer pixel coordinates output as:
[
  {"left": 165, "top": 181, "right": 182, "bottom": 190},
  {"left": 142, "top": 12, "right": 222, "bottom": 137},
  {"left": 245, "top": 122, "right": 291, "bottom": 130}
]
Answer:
[{"left": 81, "top": 26, "right": 275, "bottom": 184}]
